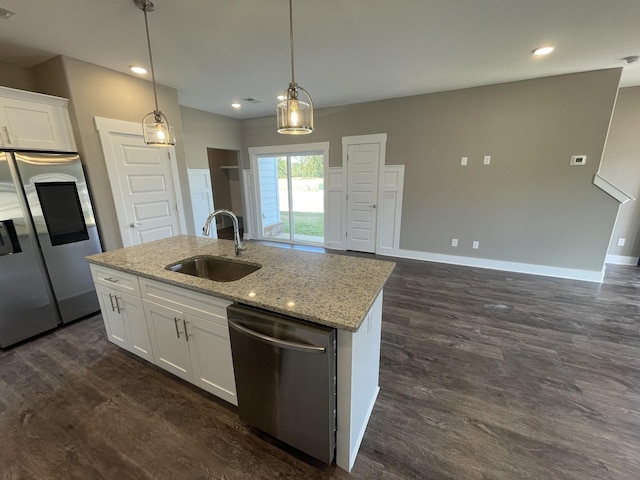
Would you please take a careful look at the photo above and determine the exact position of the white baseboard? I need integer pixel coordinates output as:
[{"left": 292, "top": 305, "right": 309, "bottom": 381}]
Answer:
[
  {"left": 605, "top": 254, "right": 639, "bottom": 265},
  {"left": 382, "top": 248, "right": 605, "bottom": 283}
]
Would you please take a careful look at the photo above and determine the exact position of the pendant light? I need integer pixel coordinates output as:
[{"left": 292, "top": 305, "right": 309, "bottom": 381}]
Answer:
[
  {"left": 277, "top": 0, "right": 314, "bottom": 135},
  {"left": 134, "top": 0, "right": 175, "bottom": 145}
]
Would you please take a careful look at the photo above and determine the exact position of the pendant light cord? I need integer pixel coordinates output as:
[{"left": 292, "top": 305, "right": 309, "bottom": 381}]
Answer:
[
  {"left": 289, "top": 0, "right": 295, "bottom": 85},
  {"left": 142, "top": 2, "right": 160, "bottom": 114}
]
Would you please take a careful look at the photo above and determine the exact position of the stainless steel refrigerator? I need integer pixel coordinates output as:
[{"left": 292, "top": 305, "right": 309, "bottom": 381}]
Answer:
[{"left": 0, "top": 151, "right": 102, "bottom": 348}]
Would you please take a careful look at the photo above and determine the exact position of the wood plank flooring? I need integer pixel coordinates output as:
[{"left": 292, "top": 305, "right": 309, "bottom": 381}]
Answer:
[{"left": 1, "top": 255, "right": 640, "bottom": 479}]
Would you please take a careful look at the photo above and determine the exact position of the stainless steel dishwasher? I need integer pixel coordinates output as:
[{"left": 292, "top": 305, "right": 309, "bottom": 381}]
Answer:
[{"left": 227, "top": 304, "right": 337, "bottom": 464}]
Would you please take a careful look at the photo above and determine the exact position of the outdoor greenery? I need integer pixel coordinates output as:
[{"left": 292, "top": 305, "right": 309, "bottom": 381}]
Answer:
[
  {"left": 278, "top": 155, "right": 323, "bottom": 179},
  {"left": 280, "top": 211, "right": 324, "bottom": 236}
]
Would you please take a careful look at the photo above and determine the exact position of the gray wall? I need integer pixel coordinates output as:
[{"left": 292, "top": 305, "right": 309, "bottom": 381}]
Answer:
[
  {"left": 180, "top": 105, "right": 242, "bottom": 169},
  {"left": 242, "top": 69, "right": 623, "bottom": 273},
  {"left": 0, "top": 61, "right": 35, "bottom": 91},
  {"left": 600, "top": 86, "right": 640, "bottom": 261}
]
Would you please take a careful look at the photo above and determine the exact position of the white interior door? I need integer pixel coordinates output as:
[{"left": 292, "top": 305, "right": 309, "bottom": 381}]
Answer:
[
  {"left": 188, "top": 168, "right": 215, "bottom": 237},
  {"left": 95, "top": 117, "right": 185, "bottom": 247},
  {"left": 346, "top": 143, "right": 380, "bottom": 253}
]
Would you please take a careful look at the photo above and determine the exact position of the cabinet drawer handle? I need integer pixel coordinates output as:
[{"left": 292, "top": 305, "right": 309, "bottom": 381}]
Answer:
[
  {"left": 104, "top": 277, "right": 120, "bottom": 284},
  {"left": 173, "top": 317, "right": 182, "bottom": 339},
  {"left": 183, "top": 319, "right": 190, "bottom": 342}
]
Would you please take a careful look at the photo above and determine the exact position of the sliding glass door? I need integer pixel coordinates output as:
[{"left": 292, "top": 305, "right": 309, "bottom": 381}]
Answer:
[{"left": 256, "top": 151, "right": 325, "bottom": 245}]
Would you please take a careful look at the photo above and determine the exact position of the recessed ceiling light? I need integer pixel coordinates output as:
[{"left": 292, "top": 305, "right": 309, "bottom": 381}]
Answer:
[
  {"left": 130, "top": 65, "right": 148, "bottom": 75},
  {"left": 231, "top": 103, "right": 242, "bottom": 109},
  {"left": 532, "top": 46, "right": 555, "bottom": 56}
]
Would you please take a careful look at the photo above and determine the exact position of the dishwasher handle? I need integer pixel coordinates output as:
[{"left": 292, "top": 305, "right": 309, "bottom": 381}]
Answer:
[{"left": 228, "top": 318, "right": 326, "bottom": 353}]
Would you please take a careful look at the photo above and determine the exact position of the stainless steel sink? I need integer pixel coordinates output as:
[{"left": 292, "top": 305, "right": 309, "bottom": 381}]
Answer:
[{"left": 165, "top": 255, "right": 261, "bottom": 282}]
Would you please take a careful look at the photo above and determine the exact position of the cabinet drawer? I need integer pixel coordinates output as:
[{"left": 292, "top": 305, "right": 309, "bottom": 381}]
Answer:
[
  {"left": 90, "top": 265, "right": 140, "bottom": 296},
  {"left": 139, "top": 277, "right": 231, "bottom": 326}
]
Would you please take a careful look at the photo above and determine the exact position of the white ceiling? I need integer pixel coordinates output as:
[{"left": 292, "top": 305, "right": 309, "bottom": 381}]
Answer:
[{"left": 1, "top": 0, "right": 639, "bottom": 120}]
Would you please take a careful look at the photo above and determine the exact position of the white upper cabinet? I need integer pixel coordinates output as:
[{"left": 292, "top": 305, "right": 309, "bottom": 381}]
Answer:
[{"left": 0, "top": 86, "right": 76, "bottom": 152}]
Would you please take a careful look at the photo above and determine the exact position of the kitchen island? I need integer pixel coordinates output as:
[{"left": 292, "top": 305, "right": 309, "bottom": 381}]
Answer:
[{"left": 86, "top": 235, "right": 395, "bottom": 471}]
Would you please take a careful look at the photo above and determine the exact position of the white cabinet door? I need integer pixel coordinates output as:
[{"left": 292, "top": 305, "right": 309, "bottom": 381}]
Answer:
[
  {"left": 0, "top": 88, "right": 76, "bottom": 151},
  {"left": 95, "top": 284, "right": 154, "bottom": 362},
  {"left": 144, "top": 300, "right": 192, "bottom": 382},
  {"left": 96, "top": 284, "right": 129, "bottom": 349},
  {"left": 186, "top": 313, "right": 237, "bottom": 405},
  {"left": 120, "top": 293, "right": 154, "bottom": 362}
]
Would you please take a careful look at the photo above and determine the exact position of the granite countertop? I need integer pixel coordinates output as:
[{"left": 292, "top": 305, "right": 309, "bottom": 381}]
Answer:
[{"left": 86, "top": 235, "right": 395, "bottom": 332}]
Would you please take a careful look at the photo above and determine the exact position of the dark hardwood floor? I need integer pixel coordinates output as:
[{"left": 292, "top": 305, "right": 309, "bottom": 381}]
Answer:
[{"left": 2, "top": 255, "right": 640, "bottom": 479}]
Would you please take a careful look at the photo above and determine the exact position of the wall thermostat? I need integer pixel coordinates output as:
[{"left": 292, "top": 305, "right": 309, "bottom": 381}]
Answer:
[{"left": 570, "top": 155, "right": 587, "bottom": 166}]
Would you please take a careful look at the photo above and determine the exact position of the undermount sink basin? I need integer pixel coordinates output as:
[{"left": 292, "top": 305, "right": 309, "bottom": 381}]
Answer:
[{"left": 166, "top": 255, "right": 261, "bottom": 282}]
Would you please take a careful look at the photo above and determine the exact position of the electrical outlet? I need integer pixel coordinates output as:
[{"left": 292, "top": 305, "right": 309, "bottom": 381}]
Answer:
[
  {"left": 472, "top": 241, "right": 479, "bottom": 249},
  {"left": 617, "top": 238, "right": 626, "bottom": 247},
  {"left": 451, "top": 238, "right": 458, "bottom": 247},
  {"left": 483, "top": 155, "right": 491, "bottom": 165},
  {"left": 461, "top": 156, "right": 468, "bottom": 166}
]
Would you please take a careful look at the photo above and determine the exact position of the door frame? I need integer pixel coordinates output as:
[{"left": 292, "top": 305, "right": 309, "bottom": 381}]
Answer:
[
  {"left": 342, "top": 133, "right": 387, "bottom": 252},
  {"left": 246, "top": 142, "right": 330, "bottom": 245},
  {"left": 94, "top": 117, "right": 187, "bottom": 246}
]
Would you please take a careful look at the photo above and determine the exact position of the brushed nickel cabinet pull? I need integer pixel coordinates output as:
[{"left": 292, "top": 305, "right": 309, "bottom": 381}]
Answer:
[
  {"left": 108, "top": 293, "right": 117, "bottom": 312},
  {"left": 173, "top": 317, "right": 182, "bottom": 338},
  {"left": 183, "top": 319, "right": 189, "bottom": 342}
]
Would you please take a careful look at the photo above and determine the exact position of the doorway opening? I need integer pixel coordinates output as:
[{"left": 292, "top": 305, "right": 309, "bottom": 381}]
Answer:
[{"left": 207, "top": 148, "right": 243, "bottom": 240}]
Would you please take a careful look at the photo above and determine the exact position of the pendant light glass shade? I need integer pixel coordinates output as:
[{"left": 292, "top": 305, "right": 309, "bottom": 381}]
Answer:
[
  {"left": 277, "top": 0, "right": 313, "bottom": 135},
  {"left": 142, "top": 110, "right": 176, "bottom": 145},
  {"left": 134, "top": 0, "right": 175, "bottom": 146},
  {"left": 277, "top": 82, "right": 313, "bottom": 134}
]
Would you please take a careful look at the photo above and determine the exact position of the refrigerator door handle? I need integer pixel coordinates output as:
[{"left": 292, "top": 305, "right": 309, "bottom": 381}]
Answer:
[{"left": 228, "top": 319, "right": 326, "bottom": 353}]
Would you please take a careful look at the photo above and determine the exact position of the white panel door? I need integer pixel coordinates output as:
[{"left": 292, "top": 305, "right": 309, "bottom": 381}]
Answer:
[
  {"left": 346, "top": 143, "right": 380, "bottom": 253},
  {"left": 95, "top": 117, "right": 185, "bottom": 247},
  {"left": 188, "top": 168, "right": 215, "bottom": 237}
]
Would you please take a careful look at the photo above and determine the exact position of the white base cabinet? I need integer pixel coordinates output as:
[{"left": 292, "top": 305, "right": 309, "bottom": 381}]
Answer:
[
  {"left": 92, "top": 267, "right": 154, "bottom": 363},
  {"left": 90, "top": 265, "right": 237, "bottom": 406}
]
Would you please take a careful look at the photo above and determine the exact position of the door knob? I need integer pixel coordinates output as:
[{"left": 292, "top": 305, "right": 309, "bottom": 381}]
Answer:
[
  {"left": 129, "top": 222, "right": 141, "bottom": 227},
  {"left": 368, "top": 204, "right": 377, "bottom": 209}
]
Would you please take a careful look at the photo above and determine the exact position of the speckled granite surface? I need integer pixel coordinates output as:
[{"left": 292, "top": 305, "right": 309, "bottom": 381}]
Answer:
[{"left": 86, "top": 235, "right": 395, "bottom": 332}]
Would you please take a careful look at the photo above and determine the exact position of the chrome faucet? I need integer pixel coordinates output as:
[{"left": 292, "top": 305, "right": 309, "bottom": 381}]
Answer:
[{"left": 202, "top": 209, "right": 246, "bottom": 256}]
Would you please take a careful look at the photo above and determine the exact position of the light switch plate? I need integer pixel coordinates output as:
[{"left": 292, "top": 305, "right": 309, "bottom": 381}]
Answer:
[
  {"left": 483, "top": 156, "right": 491, "bottom": 165},
  {"left": 461, "top": 156, "right": 468, "bottom": 166},
  {"left": 472, "top": 240, "right": 479, "bottom": 249}
]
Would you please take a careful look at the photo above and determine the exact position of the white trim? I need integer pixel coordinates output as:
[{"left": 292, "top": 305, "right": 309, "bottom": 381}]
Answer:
[
  {"left": 376, "top": 164, "right": 404, "bottom": 255},
  {"left": 605, "top": 254, "right": 639, "bottom": 265},
  {"left": 383, "top": 248, "right": 605, "bottom": 283},
  {"left": 241, "top": 168, "right": 256, "bottom": 240},
  {"left": 342, "top": 133, "right": 388, "bottom": 146},
  {"left": 94, "top": 116, "right": 187, "bottom": 245},
  {"left": 325, "top": 167, "right": 346, "bottom": 250}
]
